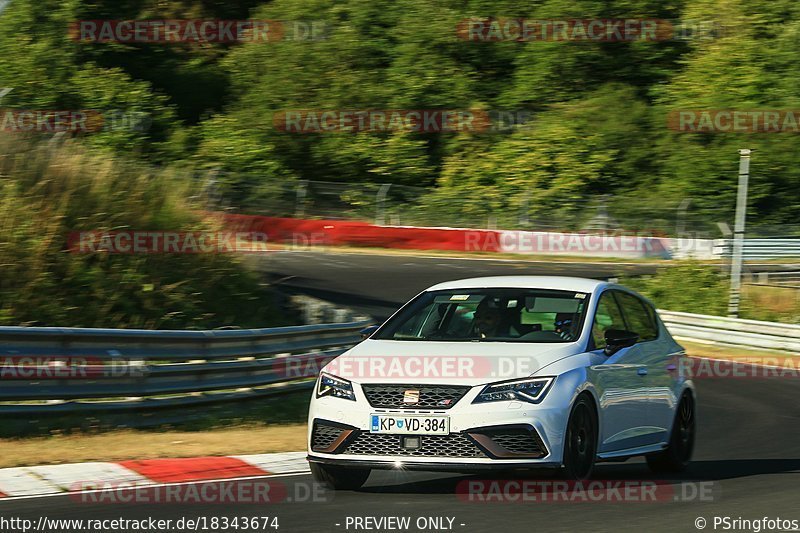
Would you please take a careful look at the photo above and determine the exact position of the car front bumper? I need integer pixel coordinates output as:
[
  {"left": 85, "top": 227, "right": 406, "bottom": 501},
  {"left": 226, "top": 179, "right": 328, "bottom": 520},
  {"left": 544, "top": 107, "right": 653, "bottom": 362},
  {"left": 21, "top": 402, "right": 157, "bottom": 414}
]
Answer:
[{"left": 307, "top": 381, "right": 571, "bottom": 469}]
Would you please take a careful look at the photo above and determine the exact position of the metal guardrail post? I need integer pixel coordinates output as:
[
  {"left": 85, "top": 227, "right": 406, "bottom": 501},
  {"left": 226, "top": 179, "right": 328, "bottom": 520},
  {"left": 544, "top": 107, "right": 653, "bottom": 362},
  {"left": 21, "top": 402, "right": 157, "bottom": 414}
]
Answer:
[
  {"left": 728, "top": 148, "right": 751, "bottom": 318},
  {"left": 375, "top": 183, "right": 391, "bottom": 226}
]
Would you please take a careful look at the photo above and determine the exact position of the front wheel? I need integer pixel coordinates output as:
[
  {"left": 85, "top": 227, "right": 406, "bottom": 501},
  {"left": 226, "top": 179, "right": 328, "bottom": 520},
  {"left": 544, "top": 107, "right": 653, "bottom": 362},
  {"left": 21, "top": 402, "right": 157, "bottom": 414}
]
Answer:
[
  {"left": 562, "top": 394, "right": 598, "bottom": 480},
  {"left": 310, "top": 462, "right": 370, "bottom": 490},
  {"left": 647, "top": 391, "right": 695, "bottom": 474}
]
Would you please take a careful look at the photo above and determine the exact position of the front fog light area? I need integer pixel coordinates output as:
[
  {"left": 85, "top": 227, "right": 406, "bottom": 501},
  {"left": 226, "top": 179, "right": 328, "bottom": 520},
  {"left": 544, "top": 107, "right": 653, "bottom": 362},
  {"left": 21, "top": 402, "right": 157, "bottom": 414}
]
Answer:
[
  {"left": 316, "top": 372, "right": 356, "bottom": 401},
  {"left": 473, "top": 377, "right": 554, "bottom": 404}
]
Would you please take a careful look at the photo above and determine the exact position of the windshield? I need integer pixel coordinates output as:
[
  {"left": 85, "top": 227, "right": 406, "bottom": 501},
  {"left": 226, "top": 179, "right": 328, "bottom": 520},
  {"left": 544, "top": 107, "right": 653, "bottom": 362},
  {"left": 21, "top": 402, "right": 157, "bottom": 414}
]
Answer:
[{"left": 374, "top": 288, "right": 589, "bottom": 342}]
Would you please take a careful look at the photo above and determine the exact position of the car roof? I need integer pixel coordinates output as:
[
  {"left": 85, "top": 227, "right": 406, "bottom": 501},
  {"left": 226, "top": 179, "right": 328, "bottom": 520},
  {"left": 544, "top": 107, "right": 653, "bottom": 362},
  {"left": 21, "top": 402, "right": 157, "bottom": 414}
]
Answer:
[{"left": 426, "top": 276, "right": 607, "bottom": 294}]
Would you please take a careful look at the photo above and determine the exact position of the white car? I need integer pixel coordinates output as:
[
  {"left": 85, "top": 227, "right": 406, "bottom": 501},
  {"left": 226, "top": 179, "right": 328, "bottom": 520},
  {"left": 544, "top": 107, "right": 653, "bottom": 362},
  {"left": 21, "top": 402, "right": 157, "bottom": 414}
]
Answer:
[{"left": 307, "top": 276, "right": 695, "bottom": 489}]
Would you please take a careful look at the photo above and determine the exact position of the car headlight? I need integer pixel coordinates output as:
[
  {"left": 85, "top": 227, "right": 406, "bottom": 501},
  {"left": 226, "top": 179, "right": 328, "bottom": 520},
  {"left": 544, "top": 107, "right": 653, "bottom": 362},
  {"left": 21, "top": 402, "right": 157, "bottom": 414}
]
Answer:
[
  {"left": 316, "top": 372, "right": 356, "bottom": 401},
  {"left": 473, "top": 377, "right": 555, "bottom": 404}
]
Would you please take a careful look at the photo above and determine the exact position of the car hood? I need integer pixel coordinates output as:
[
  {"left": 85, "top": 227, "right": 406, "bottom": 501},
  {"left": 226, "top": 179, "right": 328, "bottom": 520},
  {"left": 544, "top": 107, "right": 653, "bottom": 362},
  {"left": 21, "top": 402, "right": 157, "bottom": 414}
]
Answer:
[{"left": 321, "top": 339, "right": 579, "bottom": 386}]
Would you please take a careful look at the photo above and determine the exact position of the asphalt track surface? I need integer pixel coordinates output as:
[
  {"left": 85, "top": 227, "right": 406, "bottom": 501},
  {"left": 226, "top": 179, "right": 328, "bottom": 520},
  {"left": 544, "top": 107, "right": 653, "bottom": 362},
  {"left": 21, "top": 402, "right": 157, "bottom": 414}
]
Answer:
[
  {"left": 2, "top": 250, "right": 800, "bottom": 532},
  {"left": 254, "top": 250, "right": 662, "bottom": 319},
  {"left": 2, "top": 376, "right": 799, "bottom": 532},
  {"left": 254, "top": 250, "right": 800, "bottom": 319}
]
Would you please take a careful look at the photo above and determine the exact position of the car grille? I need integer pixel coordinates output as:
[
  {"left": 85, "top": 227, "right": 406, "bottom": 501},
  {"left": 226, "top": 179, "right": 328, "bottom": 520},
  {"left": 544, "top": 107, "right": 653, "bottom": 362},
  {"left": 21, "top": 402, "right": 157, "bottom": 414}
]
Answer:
[
  {"left": 484, "top": 429, "right": 546, "bottom": 456},
  {"left": 361, "top": 384, "right": 471, "bottom": 409},
  {"left": 311, "top": 422, "right": 345, "bottom": 452},
  {"left": 343, "top": 432, "right": 486, "bottom": 458},
  {"left": 468, "top": 426, "right": 548, "bottom": 458}
]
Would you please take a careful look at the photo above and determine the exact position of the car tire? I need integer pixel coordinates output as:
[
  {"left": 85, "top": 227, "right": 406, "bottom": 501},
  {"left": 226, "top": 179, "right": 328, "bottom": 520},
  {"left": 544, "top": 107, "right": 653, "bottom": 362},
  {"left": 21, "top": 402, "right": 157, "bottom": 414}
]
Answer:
[
  {"left": 310, "top": 462, "right": 370, "bottom": 490},
  {"left": 562, "top": 394, "right": 598, "bottom": 480},
  {"left": 647, "top": 391, "right": 695, "bottom": 474}
]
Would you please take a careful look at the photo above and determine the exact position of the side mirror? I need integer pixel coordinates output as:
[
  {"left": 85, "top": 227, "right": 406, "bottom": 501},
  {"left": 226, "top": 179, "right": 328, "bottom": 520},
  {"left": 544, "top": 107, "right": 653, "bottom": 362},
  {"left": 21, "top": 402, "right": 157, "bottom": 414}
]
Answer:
[
  {"left": 360, "top": 325, "right": 379, "bottom": 340},
  {"left": 604, "top": 329, "right": 638, "bottom": 356}
]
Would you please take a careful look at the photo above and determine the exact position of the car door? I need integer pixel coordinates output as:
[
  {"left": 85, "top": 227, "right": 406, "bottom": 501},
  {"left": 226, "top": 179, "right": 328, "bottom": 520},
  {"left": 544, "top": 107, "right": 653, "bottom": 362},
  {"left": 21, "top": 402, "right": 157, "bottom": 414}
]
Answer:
[
  {"left": 615, "top": 292, "right": 674, "bottom": 445},
  {"left": 588, "top": 290, "right": 651, "bottom": 453}
]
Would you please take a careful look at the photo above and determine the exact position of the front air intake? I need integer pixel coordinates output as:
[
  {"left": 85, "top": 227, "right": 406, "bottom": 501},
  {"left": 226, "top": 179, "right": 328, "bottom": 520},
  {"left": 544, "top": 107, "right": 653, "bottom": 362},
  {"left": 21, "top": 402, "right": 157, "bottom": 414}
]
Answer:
[
  {"left": 310, "top": 420, "right": 357, "bottom": 453},
  {"left": 467, "top": 425, "right": 549, "bottom": 459}
]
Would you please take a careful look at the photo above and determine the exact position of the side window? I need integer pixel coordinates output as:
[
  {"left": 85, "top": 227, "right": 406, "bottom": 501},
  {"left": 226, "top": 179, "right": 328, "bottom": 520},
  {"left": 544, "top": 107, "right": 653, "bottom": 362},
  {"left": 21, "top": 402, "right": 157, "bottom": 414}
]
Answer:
[
  {"left": 615, "top": 292, "right": 659, "bottom": 342},
  {"left": 591, "top": 291, "right": 627, "bottom": 349}
]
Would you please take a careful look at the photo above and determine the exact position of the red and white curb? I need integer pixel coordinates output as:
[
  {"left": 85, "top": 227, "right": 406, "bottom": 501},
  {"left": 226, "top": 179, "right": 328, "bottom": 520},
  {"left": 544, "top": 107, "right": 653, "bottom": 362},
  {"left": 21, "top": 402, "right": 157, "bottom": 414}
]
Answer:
[{"left": 0, "top": 452, "right": 309, "bottom": 498}]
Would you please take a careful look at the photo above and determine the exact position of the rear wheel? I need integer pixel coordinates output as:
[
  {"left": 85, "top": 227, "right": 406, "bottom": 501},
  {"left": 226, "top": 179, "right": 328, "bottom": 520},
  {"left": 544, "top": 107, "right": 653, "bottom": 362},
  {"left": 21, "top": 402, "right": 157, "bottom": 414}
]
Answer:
[
  {"left": 562, "top": 394, "right": 598, "bottom": 480},
  {"left": 310, "top": 462, "right": 370, "bottom": 490},
  {"left": 647, "top": 391, "right": 695, "bottom": 473}
]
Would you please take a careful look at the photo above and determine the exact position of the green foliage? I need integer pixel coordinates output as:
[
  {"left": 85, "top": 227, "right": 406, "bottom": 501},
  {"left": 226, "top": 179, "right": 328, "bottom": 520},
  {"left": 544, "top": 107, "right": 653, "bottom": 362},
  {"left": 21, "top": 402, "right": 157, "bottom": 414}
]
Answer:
[
  {"left": 3, "top": 0, "right": 800, "bottom": 326},
  {"left": 623, "top": 262, "right": 729, "bottom": 316},
  {"left": 2, "top": 0, "right": 799, "bottom": 230},
  {"left": 188, "top": 0, "right": 800, "bottom": 230},
  {"left": 0, "top": 138, "right": 286, "bottom": 329},
  {"left": 624, "top": 262, "right": 800, "bottom": 323}
]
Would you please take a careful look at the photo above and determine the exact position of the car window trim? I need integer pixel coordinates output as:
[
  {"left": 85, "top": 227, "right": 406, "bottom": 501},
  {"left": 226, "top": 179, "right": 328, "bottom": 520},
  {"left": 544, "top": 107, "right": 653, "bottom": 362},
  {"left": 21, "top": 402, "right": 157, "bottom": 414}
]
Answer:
[
  {"left": 612, "top": 289, "right": 660, "bottom": 344},
  {"left": 589, "top": 289, "right": 627, "bottom": 351},
  {"left": 639, "top": 296, "right": 661, "bottom": 341}
]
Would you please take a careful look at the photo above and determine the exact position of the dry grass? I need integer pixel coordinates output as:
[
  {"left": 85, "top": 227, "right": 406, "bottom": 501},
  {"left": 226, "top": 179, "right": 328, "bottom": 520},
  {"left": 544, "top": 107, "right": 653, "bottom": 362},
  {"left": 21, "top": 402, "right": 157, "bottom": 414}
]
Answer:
[
  {"left": 0, "top": 137, "right": 283, "bottom": 329},
  {"left": 683, "top": 340, "right": 798, "bottom": 365},
  {"left": 742, "top": 284, "right": 800, "bottom": 322},
  {"left": 0, "top": 424, "right": 307, "bottom": 469}
]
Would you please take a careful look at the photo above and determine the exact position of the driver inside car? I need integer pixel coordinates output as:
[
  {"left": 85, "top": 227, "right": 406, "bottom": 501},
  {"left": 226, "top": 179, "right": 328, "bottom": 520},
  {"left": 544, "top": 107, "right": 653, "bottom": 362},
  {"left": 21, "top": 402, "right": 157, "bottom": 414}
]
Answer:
[{"left": 473, "top": 298, "right": 519, "bottom": 339}]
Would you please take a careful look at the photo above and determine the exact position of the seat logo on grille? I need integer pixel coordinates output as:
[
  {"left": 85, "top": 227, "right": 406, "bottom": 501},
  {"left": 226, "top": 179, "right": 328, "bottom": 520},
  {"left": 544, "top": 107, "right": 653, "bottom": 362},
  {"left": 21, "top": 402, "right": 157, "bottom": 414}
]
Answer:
[{"left": 403, "top": 389, "right": 420, "bottom": 404}]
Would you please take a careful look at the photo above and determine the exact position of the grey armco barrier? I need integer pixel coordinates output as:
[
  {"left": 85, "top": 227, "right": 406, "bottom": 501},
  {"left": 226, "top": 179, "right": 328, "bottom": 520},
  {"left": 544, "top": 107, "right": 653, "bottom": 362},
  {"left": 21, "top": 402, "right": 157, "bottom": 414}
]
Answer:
[
  {"left": 658, "top": 310, "right": 800, "bottom": 354},
  {"left": 1, "top": 312, "right": 797, "bottom": 419},
  {"left": 0, "top": 321, "right": 370, "bottom": 416}
]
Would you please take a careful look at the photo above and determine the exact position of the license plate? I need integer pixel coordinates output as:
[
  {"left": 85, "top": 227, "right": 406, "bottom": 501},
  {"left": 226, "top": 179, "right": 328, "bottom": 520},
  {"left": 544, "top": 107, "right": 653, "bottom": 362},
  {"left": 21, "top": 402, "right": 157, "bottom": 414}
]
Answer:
[{"left": 370, "top": 414, "right": 449, "bottom": 435}]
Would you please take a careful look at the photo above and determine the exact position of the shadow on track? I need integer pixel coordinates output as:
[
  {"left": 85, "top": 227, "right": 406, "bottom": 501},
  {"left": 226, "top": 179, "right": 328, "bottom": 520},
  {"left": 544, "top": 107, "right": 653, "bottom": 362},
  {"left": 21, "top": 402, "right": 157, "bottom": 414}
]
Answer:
[{"left": 353, "top": 458, "right": 800, "bottom": 495}]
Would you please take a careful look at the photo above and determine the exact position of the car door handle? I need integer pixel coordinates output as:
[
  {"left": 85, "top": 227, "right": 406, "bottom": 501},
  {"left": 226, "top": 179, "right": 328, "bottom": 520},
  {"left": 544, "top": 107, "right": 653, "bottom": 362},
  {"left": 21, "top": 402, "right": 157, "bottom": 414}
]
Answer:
[
  {"left": 637, "top": 367, "right": 648, "bottom": 376},
  {"left": 666, "top": 364, "right": 677, "bottom": 372}
]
